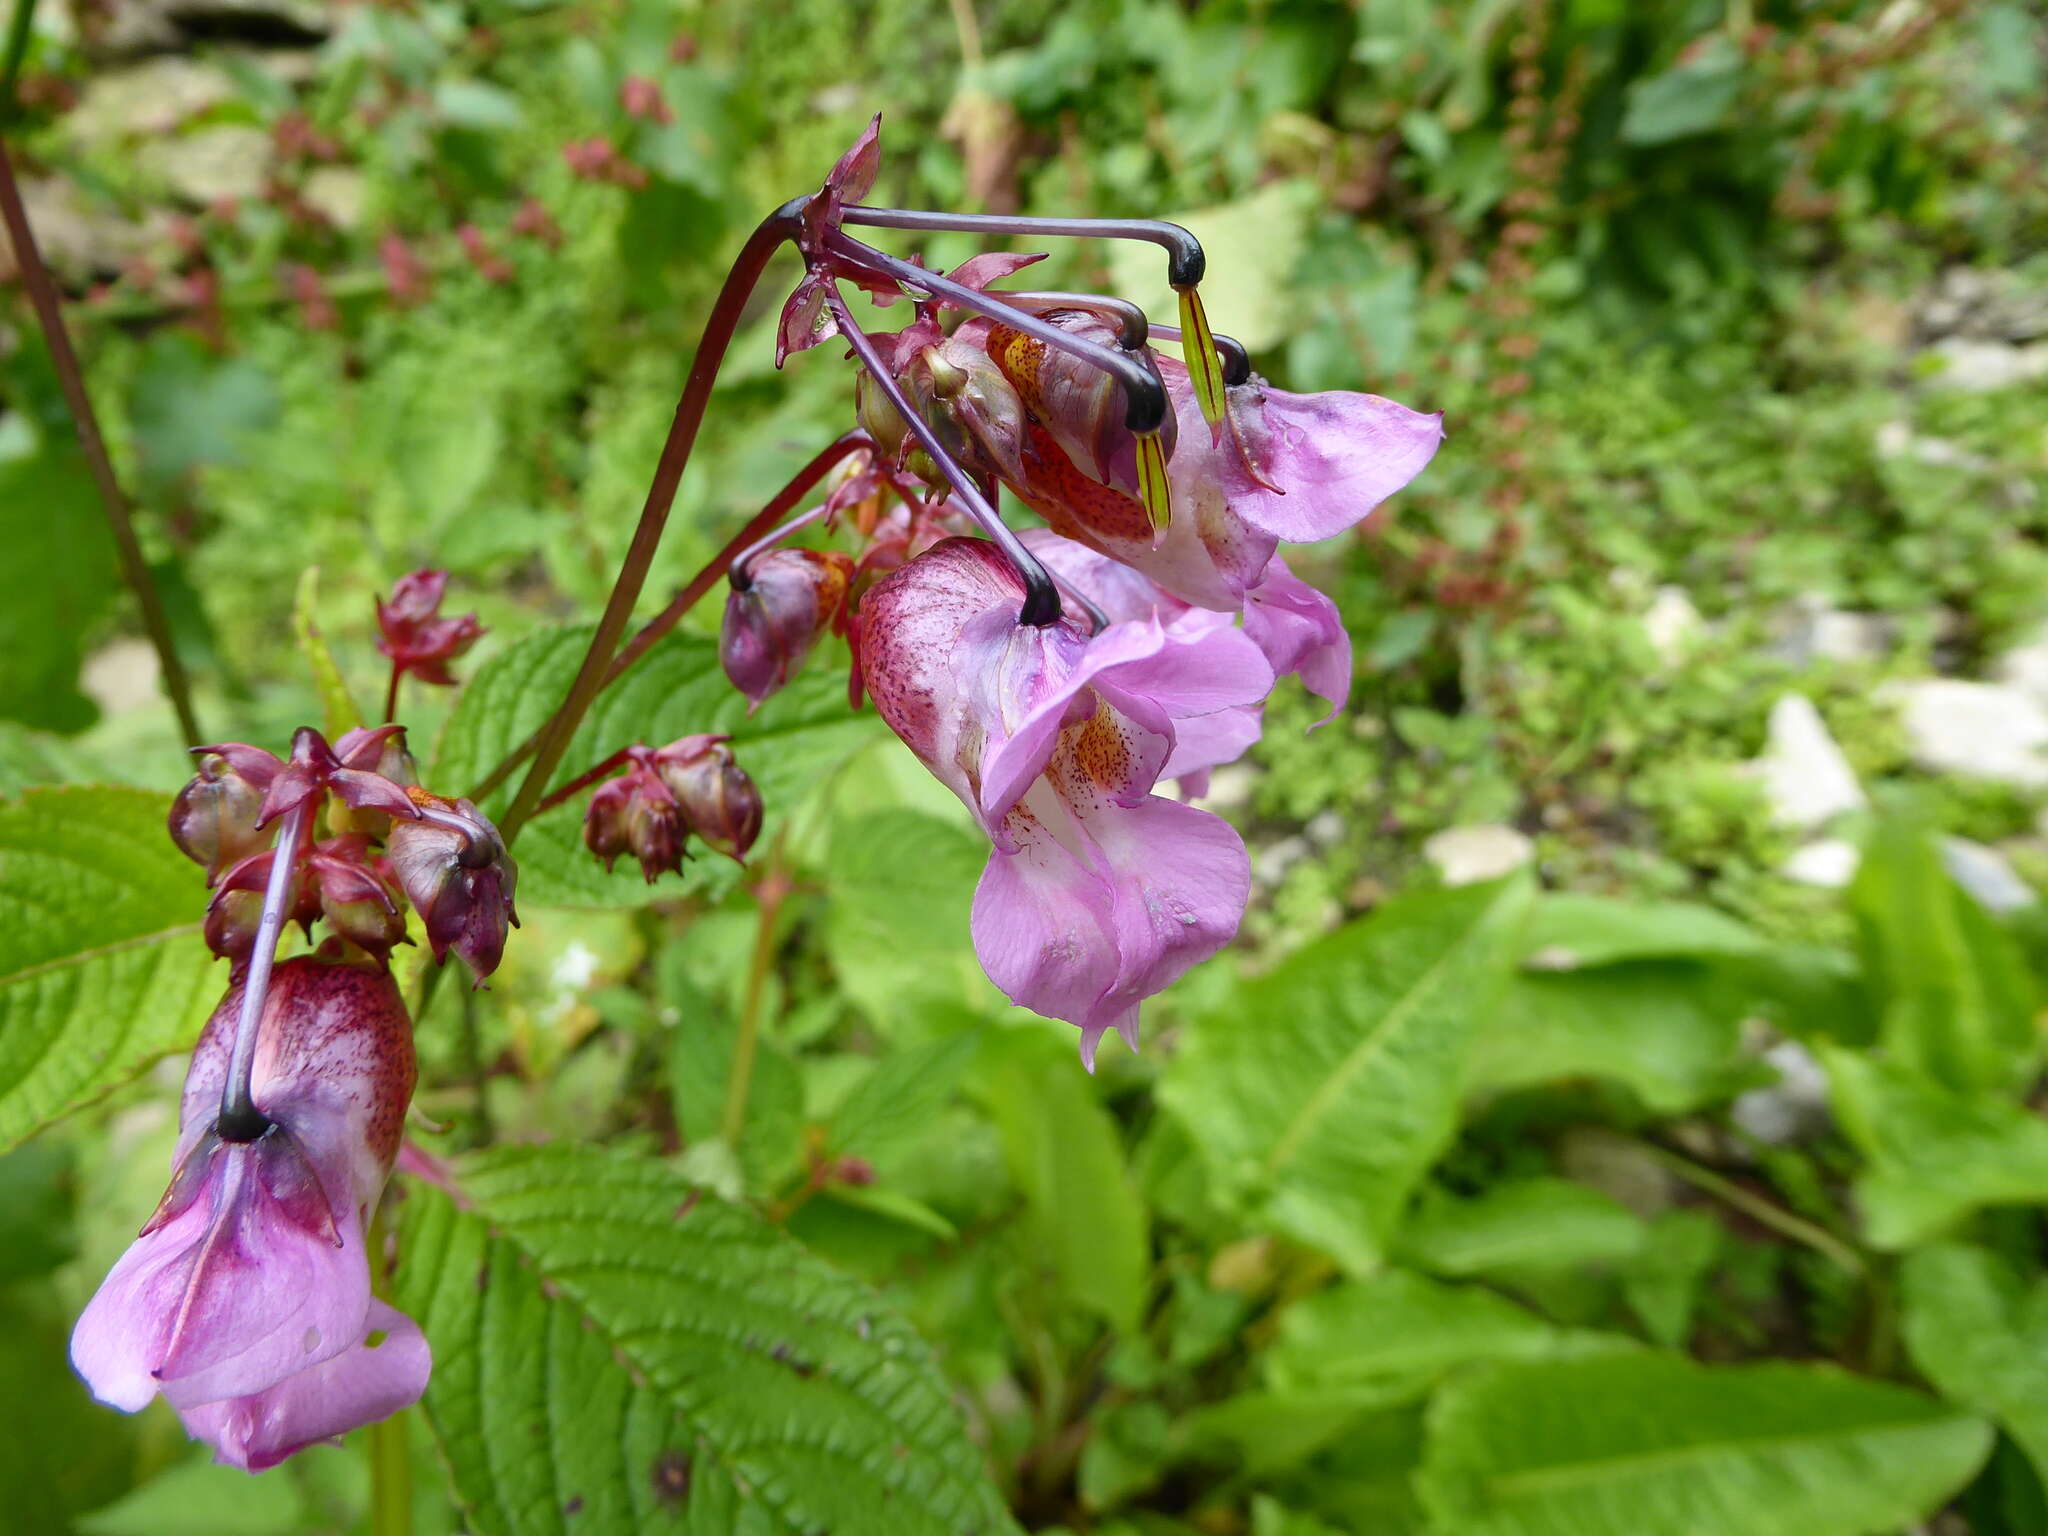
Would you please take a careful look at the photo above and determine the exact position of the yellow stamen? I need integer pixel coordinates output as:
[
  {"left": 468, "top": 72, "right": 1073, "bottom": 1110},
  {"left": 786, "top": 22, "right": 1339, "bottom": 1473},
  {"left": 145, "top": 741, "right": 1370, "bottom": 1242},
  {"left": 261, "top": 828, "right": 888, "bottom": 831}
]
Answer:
[
  {"left": 1178, "top": 287, "right": 1227, "bottom": 429},
  {"left": 1135, "top": 430, "right": 1172, "bottom": 536}
]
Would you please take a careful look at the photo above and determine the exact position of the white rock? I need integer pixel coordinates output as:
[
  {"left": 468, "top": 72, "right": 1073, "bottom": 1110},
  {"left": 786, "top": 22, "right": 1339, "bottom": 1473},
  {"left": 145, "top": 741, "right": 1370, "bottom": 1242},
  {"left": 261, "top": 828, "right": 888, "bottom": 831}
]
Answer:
[
  {"left": 1731, "top": 1040, "right": 1832, "bottom": 1145},
  {"left": 1770, "top": 593, "right": 1889, "bottom": 666},
  {"left": 68, "top": 58, "right": 234, "bottom": 144},
  {"left": 1643, "top": 585, "right": 1704, "bottom": 665},
  {"left": 1423, "top": 824, "right": 1533, "bottom": 886},
  {"left": 1782, "top": 839, "right": 1860, "bottom": 888},
  {"left": 1873, "top": 419, "right": 1991, "bottom": 471},
  {"left": 1253, "top": 836, "right": 1309, "bottom": 887},
  {"left": 1993, "top": 624, "right": 2048, "bottom": 711},
  {"left": 1880, "top": 678, "right": 2048, "bottom": 786},
  {"left": 1304, "top": 810, "right": 1345, "bottom": 851},
  {"left": 1746, "top": 694, "right": 1867, "bottom": 829},
  {"left": 1926, "top": 337, "right": 2048, "bottom": 393},
  {"left": 302, "top": 167, "right": 368, "bottom": 230},
  {"left": 1940, "top": 836, "right": 2036, "bottom": 914},
  {"left": 141, "top": 125, "right": 272, "bottom": 205},
  {"left": 81, "top": 638, "right": 162, "bottom": 716},
  {"left": 1189, "top": 763, "right": 1256, "bottom": 814}
]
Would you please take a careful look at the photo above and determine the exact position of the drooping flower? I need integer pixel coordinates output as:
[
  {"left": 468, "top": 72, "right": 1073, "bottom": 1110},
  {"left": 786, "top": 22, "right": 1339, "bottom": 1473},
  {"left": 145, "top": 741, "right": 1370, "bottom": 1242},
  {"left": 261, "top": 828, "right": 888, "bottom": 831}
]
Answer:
[
  {"left": 580, "top": 737, "right": 765, "bottom": 879},
  {"left": 384, "top": 791, "right": 518, "bottom": 983},
  {"left": 168, "top": 750, "right": 275, "bottom": 884},
  {"left": 858, "top": 536, "right": 1272, "bottom": 1065},
  {"left": 71, "top": 958, "right": 429, "bottom": 1472},
  {"left": 375, "top": 570, "right": 486, "bottom": 693},
  {"left": 583, "top": 757, "right": 687, "bottom": 883},
  {"left": 652, "top": 735, "right": 763, "bottom": 863},
  {"left": 720, "top": 548, "right": 855, "bottom": 707}
]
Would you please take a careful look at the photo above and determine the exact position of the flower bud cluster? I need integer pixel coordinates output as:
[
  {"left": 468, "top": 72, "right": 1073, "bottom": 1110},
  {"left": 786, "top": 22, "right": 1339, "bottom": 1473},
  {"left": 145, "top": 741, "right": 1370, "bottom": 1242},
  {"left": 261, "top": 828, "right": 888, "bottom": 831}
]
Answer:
[
  {"left": 169, "top": 725, "right": 516, "bottom": 986},
  {"left": 582, "top": 736, "right": 764, "bottom": 882}
]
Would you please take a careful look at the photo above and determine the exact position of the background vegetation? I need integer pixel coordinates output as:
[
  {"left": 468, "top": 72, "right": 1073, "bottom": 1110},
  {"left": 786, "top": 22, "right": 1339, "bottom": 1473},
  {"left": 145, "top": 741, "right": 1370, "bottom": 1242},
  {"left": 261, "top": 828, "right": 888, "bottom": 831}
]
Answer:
[{"left": 3, "top": 0, "right": 2048, "bottom": 1531}]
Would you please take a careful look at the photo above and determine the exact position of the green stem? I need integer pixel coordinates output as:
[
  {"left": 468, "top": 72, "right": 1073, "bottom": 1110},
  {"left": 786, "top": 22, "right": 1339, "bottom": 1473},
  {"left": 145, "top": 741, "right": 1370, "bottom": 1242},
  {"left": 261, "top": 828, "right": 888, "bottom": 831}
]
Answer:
[
  {"left": 1639, "top": 1140, "right": 1866, "bottom": 1277},
  {"left": 720, "top": 839, "right": 791, "bottom": 1146},
  {"left": 0, "top": 0, "right": 37, "bottom": 123},
  {"left": 497, "top": 200, "right": 807, "bottom": 845},
  {"left": 0, "top": 140, "right": 203, "bottom": 747},
  {"left": 365, "top": 1199, "right": 413, "bottom": 1536}
]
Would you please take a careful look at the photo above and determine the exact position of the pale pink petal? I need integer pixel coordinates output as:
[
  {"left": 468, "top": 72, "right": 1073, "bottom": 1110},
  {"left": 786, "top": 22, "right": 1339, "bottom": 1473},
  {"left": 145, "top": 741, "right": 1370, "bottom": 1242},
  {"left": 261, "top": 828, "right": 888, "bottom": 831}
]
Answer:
[
  {"left": 1222, "top": 383, "right": 1444, "bottom": 544},
  {"left": 972, "top": 807, "right": 1124, "bottom": 1067},
  {"left": 73, "top": 1152, "right": 370, "bottom": 1412},
  {"left": 945, "top": 250, "right": 1047, "bottom": 292},
  {"left": 179, "top": 1301, "right": 430, "bottom": 1472},
  {"left": 1161, "top": 704, "right": 1264, "bottom": 782},
  {"left": 1243, "top": 557, "right": 1352, "bottom": 721}
]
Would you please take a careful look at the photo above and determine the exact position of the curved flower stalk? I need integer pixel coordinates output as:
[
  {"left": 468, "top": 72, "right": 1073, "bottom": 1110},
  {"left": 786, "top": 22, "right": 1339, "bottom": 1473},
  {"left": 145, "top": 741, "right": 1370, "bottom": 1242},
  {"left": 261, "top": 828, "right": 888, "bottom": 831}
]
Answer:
[
  {"left": 71, "top": 958, "right": 428, "bottom": 1471},
  {"left": 859, "top": 536, "right": 1272, "bottom": 1066}
]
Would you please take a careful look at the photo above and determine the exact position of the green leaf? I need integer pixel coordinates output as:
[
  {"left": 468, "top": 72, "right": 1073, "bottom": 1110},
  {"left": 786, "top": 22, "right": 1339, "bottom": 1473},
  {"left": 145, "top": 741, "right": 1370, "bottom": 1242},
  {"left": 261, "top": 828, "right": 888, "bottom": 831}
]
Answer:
[
  {"left": 1418, "top": 1353, "right": 1992, "bottom": 1536},
  {"left": 0, "top": 786, "right": 219, "bottom": 1150},
  {"left": 1263, "top": 1270, "right": 1610, "bottom": 1407},
  {"left": 1471, "top": 961, "right": 1748, "bottom": 1115},
  {"left": 392, "top": 1143, "right": 1018, "bottom": 1536},
  {"left": 0, "top": 445, "right": 117, "bottom": 733},
  {"left": 1619, "top": 1209, "right": 1721, "bottom": 1349},
  {"left": 1824, "top": 1048, "right": 2048, "bottom": 1248},
  {"left": 1161, "top": 878, "right": 1532, "bottom": 1272},
  {"left": 823, "top": 809, "right": 991, "bottom": 1023},
  {"left": 292, "top": 565, "right": 365, "bottom": 737},
  {"left": 1519, "top": 894, "right": 1767, "bottom": 968},
  {"left": 1398, "top": 1178, "right": 1646, "bottom": 1279},
  {"left": 824, "top": 1031, "right": 983, "bottom": 1169},
  {"left": 1902, "top": 1243, "right": 2048, "bottom": 1489},
  {"left": 125, "top": 331, "right": 279, "bottom": 493},
  {"left": 976, "top": 1032, "right": 1149, "bottom": 1332},
  {"left": 431, "top": 626, "right": 879, "bottom": 908},
  {"left": 1849, "top": 815, "right": 2039, "bottom": 1095},
  {"left": 1106, "top": 180, "right": 1320, "bottom": 352},
  {"left": 1619, "top": 37, "right": 1746, "bottom": 147}
]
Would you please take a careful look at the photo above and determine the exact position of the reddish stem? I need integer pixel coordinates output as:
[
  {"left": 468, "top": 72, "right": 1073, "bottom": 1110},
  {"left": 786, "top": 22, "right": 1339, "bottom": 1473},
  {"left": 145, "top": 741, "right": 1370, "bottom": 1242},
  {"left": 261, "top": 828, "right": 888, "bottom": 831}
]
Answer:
[
  {"left": 532, "top": 746, "right": 637, "bottom": 818},
  {"left": 496, "top": 199, "right": 810, "bottom": 845}
]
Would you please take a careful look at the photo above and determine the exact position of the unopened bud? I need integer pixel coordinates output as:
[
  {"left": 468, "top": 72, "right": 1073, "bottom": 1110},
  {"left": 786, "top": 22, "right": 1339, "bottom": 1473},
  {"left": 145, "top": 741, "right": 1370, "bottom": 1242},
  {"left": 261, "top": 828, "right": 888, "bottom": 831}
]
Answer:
[
  {"left": 385, "top": 791, "right": 518, "bottom": 984},
  {"left": 721, "top": 548, "right": 854, "bottom": 706},
  {"left": 652, "top": 736, "right": 762, "bottom": 863},
  {"left": 169, "top": 752, "right": 273, "bottom": 883},
  {"left": 989, "top": 312, "right": 1178, "bottom": 503},
  {"left": 583, "top": 765, "right": 687, "bottom": 884}
]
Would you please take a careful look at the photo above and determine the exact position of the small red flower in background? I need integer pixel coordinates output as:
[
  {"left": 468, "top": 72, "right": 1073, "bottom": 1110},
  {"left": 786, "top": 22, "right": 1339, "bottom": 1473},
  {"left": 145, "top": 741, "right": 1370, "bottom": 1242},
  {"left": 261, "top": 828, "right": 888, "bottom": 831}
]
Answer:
[
  {"left": 376, "top": 570, "right": 485, "bottom": 690},
  {"left": 619, "top": 75, "right": 674, "bottom": 126}
]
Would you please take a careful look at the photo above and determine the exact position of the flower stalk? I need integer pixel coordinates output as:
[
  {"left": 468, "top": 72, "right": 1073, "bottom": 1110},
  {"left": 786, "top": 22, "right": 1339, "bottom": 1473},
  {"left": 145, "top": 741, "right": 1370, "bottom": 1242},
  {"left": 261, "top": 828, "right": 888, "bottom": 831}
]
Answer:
[
  {"left": 217, "top": 795, "right": 311, "bottom": 1141},
  {"left": 499, "top": 198, "right": 811, "bottom": 845},
  {"left": 0, "top": 139, "right": 203, "bottom": 747}
]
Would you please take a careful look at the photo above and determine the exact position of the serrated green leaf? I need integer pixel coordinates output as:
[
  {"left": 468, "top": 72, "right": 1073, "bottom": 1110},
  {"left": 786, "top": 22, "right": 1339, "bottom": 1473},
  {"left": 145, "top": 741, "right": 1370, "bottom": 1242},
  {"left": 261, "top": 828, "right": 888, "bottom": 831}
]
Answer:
[
  {"left": 1824, "top": 1048, "right": 2048, "bottom": 1248},
  {"left": 1902, "top": 1243, "right": 2048, "bottom": 1490},
  {"left": 824, "top": 1031, "right": 982, "bottom": 1169},
  {"left": 1398, "top": 1178, "right": 1646, "bottom": 1279},
  {"left": 0, "top": 786, "right": 219, "bottom": 1149},
  {"left": 1263, "top": 1269, "right": 1604, "bottom": 1406},
  {"left": 977, "top": 1032, "right": 1149, "bottom": 1332},
  {"left": 1849, "top": 815, "right": 2039, "bottom": 1095},
  {"left": 1161, "top": 877, "right": 1532, "bottom": 1272},
  {"left": 393, "top": 1144, "right": 1018, "bottom": 1536},
  {"left": 431, "top": 626, "right": 879, "bottom": 908},
  {"left": 1418, "top": 1353, "right": 1991, "bottom": 1536}
]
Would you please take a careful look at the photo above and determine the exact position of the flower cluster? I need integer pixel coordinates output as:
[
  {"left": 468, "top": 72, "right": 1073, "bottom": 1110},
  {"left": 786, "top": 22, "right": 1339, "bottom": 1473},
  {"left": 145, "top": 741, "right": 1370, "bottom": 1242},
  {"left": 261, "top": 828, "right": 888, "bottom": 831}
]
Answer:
[
  {"left": 75, "top": 574, "right": 516, "bottom": 1470},
  {"left": 666, "top": 117, "right": 1442, "bottom": 1065},
  {"left": 583, "top": 736, "right": 765, "bottom": 881}
]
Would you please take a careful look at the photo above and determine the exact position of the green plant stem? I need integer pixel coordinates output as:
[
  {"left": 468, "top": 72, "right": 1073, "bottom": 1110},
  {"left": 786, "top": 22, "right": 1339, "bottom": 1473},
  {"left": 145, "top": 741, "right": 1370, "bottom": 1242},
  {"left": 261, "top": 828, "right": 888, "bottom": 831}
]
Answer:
[
  {"left": 497, "top": 199, "right": 807, "bottom": 846},
  {"left": 721, "top": 838, "right": 791, "bottom": 1146},
  {"left": 365, "top": 1199, "right": 413, "bottom": 1536},
  {"left": 1639, "top": 1140, "right": 1866, "bottom": 1277},
  {"left": 467, "top": 428, "right": 871, "bottom": 805},
  {"left": 0, "top": 0, "right": 36, "bottom": 121},
  {"left": 0, "top": 139, "right": 203, "bottom": 746}
]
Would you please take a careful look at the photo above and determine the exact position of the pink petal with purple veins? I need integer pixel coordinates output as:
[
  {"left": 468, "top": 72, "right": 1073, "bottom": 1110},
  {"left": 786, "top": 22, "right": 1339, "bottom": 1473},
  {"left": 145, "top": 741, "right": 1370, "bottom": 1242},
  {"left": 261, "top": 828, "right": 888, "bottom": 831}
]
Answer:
[{"left": 1221, "top": 382, "right": 1444, "bottom": 545}]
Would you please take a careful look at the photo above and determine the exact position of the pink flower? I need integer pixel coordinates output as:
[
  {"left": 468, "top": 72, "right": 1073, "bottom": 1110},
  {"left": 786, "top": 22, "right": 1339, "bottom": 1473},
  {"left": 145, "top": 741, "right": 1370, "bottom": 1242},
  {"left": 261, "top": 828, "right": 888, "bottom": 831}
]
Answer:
[
  {"left": 720, "top": 547, "right": 854, "bottom": 707},
  {"left": 70, "top": 959, "right": 429, "bottom": 1471},
  {"left": 375, "top": 570, "right": 486, "bottom": 690},
  {"left": 859, "top": 537, "right": 1272, "bottom": 1065}
]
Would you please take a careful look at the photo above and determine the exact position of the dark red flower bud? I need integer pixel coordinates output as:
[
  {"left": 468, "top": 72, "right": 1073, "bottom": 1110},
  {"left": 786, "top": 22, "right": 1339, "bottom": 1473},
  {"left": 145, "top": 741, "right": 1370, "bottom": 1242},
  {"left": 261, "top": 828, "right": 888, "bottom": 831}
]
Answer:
[
  {"left": 384, "top": 791, "right": 518, "bottom": 984},
  {"left": 618, "top": 75, "right": 674, "bottom": 125},
  {"left": 308, "top": 836, "right": 408, "bottom": 961},
  {"left": 509, "top": 197, "right": 563, "bottom": 250},
  {"left": 583, "top": 762, "right": 687, "bottom": 883},
  {"left": 379, "top": 233, "right": 432, "bottom": 306},
  {"left": 376, "top": 570, "right": 485, "bottom": 691},
  {"left": 652, "top": 736, "right": 762, "bottom": 863},
  {"left": 205, "top": 848, "right": 319, "bottom": 970},
  {"left": 721, "top": 548, "right": 854, "bottom": 706},
  {"left": 169, "top": 750, "right": 275, "bottom": 883}
]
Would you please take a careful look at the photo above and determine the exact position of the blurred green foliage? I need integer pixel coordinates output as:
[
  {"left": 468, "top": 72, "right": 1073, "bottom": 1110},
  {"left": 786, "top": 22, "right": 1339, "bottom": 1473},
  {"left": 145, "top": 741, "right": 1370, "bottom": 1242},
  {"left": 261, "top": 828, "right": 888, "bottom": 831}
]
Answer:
[{"left": 4, "top": 0, "right": 2048, "bottom": 1530}]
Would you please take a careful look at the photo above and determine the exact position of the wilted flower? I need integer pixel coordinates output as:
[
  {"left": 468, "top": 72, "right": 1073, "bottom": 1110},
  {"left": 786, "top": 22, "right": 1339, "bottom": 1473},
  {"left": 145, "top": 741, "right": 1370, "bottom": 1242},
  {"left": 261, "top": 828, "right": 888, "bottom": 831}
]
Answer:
[
  {"left": 375, "top": 571, "right": 485, "bottom": 692},
  {"left": 720, "top": 548, "right": 854, "bottom": 706},
  {"left": 169, "top": 750, "right": 274, "bottom": 884},
  {"left": 384, "top": 791, "right": 517, "bottom": 983},
  {"left": 583, "top": 758, "right": 687, "bottom": 883},
  {"left": 71, "top": 958, "right": 429, "bottom": 1471},
  {"left": 243, "top": 727, "right": 419, "bottom": 829},
  {"left": 651, "top": 735, "right": 762, "bottom": 863},
  {"left": 859, "top": 537, "right": 1272, "bottom": 1065}
]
